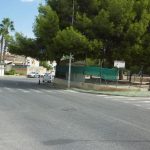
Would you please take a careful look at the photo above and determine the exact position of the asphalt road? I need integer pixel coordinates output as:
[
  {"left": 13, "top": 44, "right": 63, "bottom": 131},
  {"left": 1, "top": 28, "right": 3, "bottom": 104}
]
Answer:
[{"left": 0, "top": 76, "right": 150, "bottom": 150}]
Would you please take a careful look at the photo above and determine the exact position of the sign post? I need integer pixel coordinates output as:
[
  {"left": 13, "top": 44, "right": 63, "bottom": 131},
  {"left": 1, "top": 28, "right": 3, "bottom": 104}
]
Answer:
[
  {"left": 114, "top": 60, "right": 125, "bottom": 87},
  {"left": 68, "top": 53, "right": 72, "bottom": 88}
]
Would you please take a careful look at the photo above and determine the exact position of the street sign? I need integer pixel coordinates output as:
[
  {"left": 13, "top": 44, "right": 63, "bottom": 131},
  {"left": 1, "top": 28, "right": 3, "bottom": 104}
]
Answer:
[
  {"left": 61, "top": 55, "right": 74, "bottom": 61},
  {"left": 114, "top": 60, "right": 125, "bottom": 68}
]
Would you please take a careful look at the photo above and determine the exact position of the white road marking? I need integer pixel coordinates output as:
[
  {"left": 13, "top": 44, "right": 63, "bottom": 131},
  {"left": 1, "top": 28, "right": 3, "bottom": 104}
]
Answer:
[
  {"left": 134, "top": 104, "right": 142, "bottom": 107},
  {"left": 146, "top": 107, "right": 150, "bottom": 109},
  {"left": 128, "top": 101, "right": 150, "bottom": 105},
  {"left": 127, "top": 98, "right": 137, "bottom": 101},
  {"left": 96, "top": 94, "right": 150, "bottom": 110},
  {"left": 121, "top": 101, "right": 130, "bottom": 103},
  {"left": 143, "top": 101, "right": 150, "bottom": 103},
  {"left": 4, "top": 87, "right": 14, "bottom": 92},
  {"left": 57, "top": 90, "right": 66, "bottom": 93},
  {"left": 43, "top": 90, "right": 54, "bottom": 93},
  {"left": 17, "top": 89, "right": 30, "bottom": 93},
  {"left": 96, "top": 95, "right": 108, "bottom": 97},
  {"left": 66, "top": 90, "right": 79, "bottom": 93},
  {"left": 31, "top": 89, "right": 42, "bottom": 93},
  {"left": 104, "top": 96, "right": 127, "bottom": 99},
  {"left": 144, "top": 97, "right": 150, "bottom": 99}
]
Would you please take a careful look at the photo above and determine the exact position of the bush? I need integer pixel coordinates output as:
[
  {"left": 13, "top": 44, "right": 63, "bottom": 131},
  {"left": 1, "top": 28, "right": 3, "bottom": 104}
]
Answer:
[{"left": 5, "top": 69, "right": 16, "bottom": 75}]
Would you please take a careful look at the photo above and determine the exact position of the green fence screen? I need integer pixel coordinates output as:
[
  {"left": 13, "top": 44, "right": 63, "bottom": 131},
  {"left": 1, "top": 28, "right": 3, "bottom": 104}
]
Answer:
[{"left": 56, "top": 66, "right": 118, "bottom": 81}]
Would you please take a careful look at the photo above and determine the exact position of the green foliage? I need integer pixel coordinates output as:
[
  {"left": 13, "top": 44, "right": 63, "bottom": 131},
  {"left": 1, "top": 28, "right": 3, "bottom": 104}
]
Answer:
[
  {"left": 5, "top": 69, "right": 16, "bottom": 75},
  {"left": 8, "top": 33, "right": 40, "bottom": 59},
  {"left": 0, "top": 18, "right": 15, "bottom": 62},
  {"left": 53, "top": 27, "right": 90, "bottom": 61},
  {"left": 130, "top": 66, "right": 140, "bottom": 74},
  {"left": 7, "top": 0, "right": 150, "bottom": 71},
  {"left": 86, "top": 58, "right": 98, "bottom": 66},
  {"left": 34, "top": 5, "right": 59, "bottom": 42},
  {"left": 40, "top": 61, "right": 52, "bottom": 70},
  {"left": 47, "top": 0, "right": 75, "bottom": 29},
  {"left": 33, "top": 5, "right": 59, "bottom": 60},
  {"left": 0, "top": 18, "right": 14, "bottom": 35}
]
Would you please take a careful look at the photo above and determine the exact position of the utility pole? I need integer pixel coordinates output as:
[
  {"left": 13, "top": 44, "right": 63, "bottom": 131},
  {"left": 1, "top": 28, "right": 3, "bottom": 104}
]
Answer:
[{"left": 68, "top": 0, "right": 75, "bottom": 88}]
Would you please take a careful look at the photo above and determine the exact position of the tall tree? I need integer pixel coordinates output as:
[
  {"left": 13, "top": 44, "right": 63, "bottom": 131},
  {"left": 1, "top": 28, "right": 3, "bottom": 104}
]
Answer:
[
  {"left": 0, "top": 18, "right": 14, "bottom": 62},
  {"left": 33, "top": 5, "right": 59, "bottom": 60},
  {"left": 53, "top": 26, "right": 90, "bottom": 64},
  {"left": 8, "top": 0, "right": 150, "bottom": 72},
  {"left": 46, "top": 0, "right": 74, "bottom": 29},
  {"left": 8, "top": 33, "right": 40, "bottom": 59}
]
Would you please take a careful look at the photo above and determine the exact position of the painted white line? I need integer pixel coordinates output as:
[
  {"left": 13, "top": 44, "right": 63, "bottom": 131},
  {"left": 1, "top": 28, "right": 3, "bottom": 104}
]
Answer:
[
  {"left": 133, "top": 103, "right": 150, "bottom": 109},
  {"left": 96, "top": 95, "right": 108, "bottom": 97},
  {"left": 57, "top": 90, "right": 66, "bottom": 94},
  {"left": 132, "top": 101, "right": 150, "bottom": 104},
  {"left": 146, "top": 107, "right": 150, "bottom": 109},
  {"left": 121, "top": 101, "right": 130, "bottom": 103},
  {"left": 104, "top": 96, "right": 127, "bottom": 99},
  {"left": 134, "top": 104, "right": 142, "bottom": 107},
  {"left": 4, "top": 87, "right": 14, "bottom": 92},
  {"left": 127, "top": 98, "right": 136, "bottom": 101},
  {"left": 66, "top": 90, "right": 79, "bottom": 93},
  {"left": 31, "top": 89, "right": 42, "bottom": 93},
  {"left": 43, "top": 90, "right": 54, "bottom": 93},
  {"left": 17, "top": 89, "right": 30, "bottom": 93},
  {"left": 130, "top": 101, "right": 150, "bottom": 106},
  {"left": 141, "top": 97, "right": 150, "bottom": 100},
  {"left": 143, "top": 101, "right": 150, "bottom": 103}
]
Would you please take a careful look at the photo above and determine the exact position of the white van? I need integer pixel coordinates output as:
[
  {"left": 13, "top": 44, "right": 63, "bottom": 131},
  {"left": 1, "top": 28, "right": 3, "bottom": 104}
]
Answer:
[{"left": 42, "top": 73, "right": 54, "bottom": 83}]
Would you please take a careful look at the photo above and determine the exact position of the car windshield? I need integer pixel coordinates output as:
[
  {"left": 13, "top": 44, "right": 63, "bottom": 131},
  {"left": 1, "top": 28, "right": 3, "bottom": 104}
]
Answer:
[{"left": 45, "top": 73, "right": 51, "bottom": 76}]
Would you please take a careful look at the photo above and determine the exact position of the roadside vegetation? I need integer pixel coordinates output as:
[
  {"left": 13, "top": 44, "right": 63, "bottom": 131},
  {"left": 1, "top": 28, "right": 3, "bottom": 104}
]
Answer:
[{"left": 4, "top": 69, "right": 16, "bottom": 75}]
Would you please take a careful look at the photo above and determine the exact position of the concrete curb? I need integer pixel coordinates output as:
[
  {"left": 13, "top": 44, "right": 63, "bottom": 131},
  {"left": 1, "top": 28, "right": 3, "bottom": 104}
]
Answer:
[
  {"left": 71, "top": 88, "right": 150, "bottom": 97},
  {"left": 54, "top": 78, "right": 150, "bottom": 97}
]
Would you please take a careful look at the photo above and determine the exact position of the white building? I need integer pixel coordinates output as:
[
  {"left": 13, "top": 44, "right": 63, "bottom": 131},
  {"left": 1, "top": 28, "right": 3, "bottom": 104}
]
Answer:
[{"left": 25, "top": 57, "right": 39, "bottom": 67}]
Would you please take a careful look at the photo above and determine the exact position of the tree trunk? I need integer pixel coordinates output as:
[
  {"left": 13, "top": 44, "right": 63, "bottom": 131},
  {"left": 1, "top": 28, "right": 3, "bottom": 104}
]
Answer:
[
  {"left": 119, "top": 69, "right": 123, "bottom": 80},
  {"left": 55, "top": 58, "right": 60, "bottom": 78},
  {"left": 3, "top": 40, "right": 7, "bottom": 63},
  {"left": 0, "top": 36, "right": 4, "bottom": 63}
]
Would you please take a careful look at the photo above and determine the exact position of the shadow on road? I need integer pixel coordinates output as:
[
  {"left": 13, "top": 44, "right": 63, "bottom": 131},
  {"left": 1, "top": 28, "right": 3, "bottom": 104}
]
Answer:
[{"left": 0, "top": 77, "right": 66, "bottom": 90}]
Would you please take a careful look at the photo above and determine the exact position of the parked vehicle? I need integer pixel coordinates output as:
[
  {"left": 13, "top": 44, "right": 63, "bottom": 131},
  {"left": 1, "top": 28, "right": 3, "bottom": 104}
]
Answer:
[
  {"left": 42, "top": 73, "right": 54, "bottom": 83},
  {"left": 27, "top": 72, "right": 39, "bottom": 78},
  {"left": 39, "top": 73, "right": 45, "bottom": 77}
]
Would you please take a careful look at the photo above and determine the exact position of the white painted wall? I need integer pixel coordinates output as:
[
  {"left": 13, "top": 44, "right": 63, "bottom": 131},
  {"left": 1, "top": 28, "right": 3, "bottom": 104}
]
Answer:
[
  {"left": 25, "top": 57, "right": 39, "bottom": 67},
  {"left": 0, "top": 65, "right": 4, "bottom": 76}
]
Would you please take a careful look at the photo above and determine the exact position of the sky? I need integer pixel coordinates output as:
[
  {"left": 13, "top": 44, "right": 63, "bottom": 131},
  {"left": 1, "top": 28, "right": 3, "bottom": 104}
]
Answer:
[{"left": 0, "top": 0, "right": 44, "bottom": 38}]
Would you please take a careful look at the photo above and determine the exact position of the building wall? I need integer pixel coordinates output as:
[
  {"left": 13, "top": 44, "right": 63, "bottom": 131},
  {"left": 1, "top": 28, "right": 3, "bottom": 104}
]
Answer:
[
  {"left": 12, "top": 65, "right": 28, "bottom": 75},
  {"left": 0, "top": 65, "right": 4, "bottom": 76},
  {"left": 27, "top": 66, "right": 46, "bottom": 75},
  {"left": 12, "top": 65, "right": 46, "bottom": 75},
  {"left": 25, "top": 57, "right": 39, "bottom": 67}
]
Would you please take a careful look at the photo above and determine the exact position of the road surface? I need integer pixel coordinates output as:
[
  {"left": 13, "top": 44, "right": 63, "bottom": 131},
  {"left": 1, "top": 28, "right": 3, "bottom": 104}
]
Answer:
[{"left": 0, "top": 76, "right": 150, "bottom": 150}]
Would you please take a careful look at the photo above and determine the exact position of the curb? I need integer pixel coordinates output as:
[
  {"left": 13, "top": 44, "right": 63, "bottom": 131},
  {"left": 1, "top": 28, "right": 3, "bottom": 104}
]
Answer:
[{"left": 71, "top": 88, "right": 150, "bottom": 97}]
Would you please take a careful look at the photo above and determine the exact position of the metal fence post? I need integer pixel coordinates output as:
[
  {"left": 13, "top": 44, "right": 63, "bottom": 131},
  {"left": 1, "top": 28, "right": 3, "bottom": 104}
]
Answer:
[{"left": 148, "top": 80, "right": 150, "bottom": 91}]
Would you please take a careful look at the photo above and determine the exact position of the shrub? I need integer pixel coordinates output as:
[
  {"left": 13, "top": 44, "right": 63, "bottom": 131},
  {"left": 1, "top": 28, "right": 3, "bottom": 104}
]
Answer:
[{"left": 5, "top": 69, "right": 16, "bottom": 75}]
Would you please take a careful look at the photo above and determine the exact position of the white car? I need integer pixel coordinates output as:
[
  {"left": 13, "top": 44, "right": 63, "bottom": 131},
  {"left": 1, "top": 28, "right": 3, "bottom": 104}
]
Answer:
[
  {"left": 27, "top": 72, "right": 39, "bottom": 78},
  {"left": 42, "top": 73, "right": 54, "bottom": 83}
]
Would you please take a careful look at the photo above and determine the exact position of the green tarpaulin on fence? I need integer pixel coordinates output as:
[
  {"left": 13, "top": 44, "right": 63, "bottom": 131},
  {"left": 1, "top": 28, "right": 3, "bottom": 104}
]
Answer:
[{"left": 56, "top": 66, "right": 118, "bottom": 81}]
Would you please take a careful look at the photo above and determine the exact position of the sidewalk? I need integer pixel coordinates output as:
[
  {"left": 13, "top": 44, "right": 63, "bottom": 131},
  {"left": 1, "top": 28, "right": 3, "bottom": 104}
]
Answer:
[
  {"left": 54, "top": 78, "right": 150, "bottom": 97},
  {"left": 72, "top": 87, "right": 150, "bottom": 97}
]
